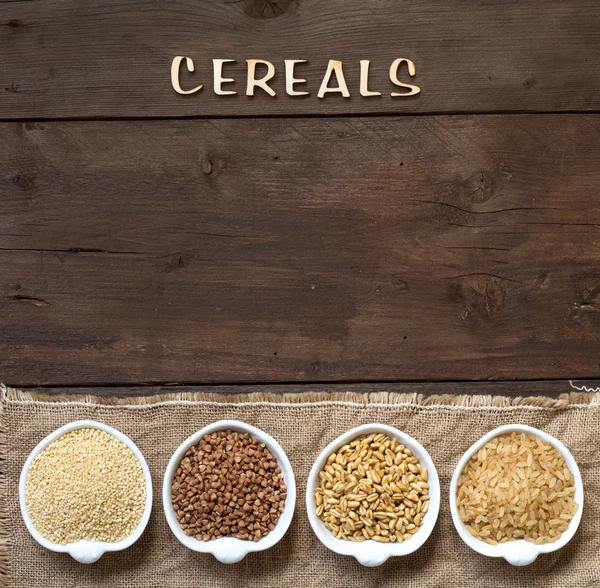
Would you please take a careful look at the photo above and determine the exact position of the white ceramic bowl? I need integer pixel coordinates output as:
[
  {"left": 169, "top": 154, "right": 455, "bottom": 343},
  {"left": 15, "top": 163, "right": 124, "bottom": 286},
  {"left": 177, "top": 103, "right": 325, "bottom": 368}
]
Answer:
[
  {"left": 306, "top": 423, "right": 440, "bottom": 567},
  {"left": 450, "top": 424, "right": 584, "bottom": 566},
  {"left": 162, "top": 420, "right": 296, "bottom": 564},
  {"left": 19, "top": 420, "right": 153, "bottom": 564}
]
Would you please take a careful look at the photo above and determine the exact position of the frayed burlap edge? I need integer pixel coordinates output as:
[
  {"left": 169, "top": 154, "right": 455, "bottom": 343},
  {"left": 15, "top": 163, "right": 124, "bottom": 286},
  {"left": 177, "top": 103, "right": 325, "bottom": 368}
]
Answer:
[
  {"left": 1, "top": 385, "right": 599, "bottom": 411},
  {"left": 0, "top": 388, "right": 9, "bottom": 588}
]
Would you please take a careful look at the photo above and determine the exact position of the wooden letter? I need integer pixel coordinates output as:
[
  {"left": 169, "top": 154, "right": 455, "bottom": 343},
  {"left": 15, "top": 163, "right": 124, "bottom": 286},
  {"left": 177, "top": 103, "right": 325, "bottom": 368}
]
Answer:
[
  {"left": 389, "top": 58, "right": 420, "bottom": 97},
  {"left": 171, "top": 56, "right": 203, "bottom": 95},
  {"left": 246, "top": 59, "right": 276, "bottom": 97},
  {"left": 359, "top": 60, "right": 381, "bottom": 97},
  {"left": 284, "top": 59, "right": 309, "bottom": 96},
  {"left": 317, "top": 60, "right": 350, "bottom": 99},
  {"left": 213, "top": 59, "right": 236, "bottom": 95}
]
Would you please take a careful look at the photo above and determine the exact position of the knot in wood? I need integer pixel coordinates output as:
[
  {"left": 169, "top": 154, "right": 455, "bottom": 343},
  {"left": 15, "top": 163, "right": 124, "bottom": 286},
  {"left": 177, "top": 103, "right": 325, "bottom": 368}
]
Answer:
[
  {"left": 455, "top": 275, "right": 507, "bottom": 320},
  {"left": 242, "top": 0, "right": 293, "bottom": 19}
]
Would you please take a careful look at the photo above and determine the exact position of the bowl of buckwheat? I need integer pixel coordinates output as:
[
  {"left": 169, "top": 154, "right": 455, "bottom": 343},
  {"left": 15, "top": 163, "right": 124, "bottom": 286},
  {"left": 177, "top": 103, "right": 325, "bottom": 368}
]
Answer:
[
  {"left": 306, "top": 423, "right": 440, "bottom": 566},
  {"left": 163, "top": 420, "right": 296, "bottom": 563},
  {"left": 19, "top": 420, "right": 153, "bottom": 563}
]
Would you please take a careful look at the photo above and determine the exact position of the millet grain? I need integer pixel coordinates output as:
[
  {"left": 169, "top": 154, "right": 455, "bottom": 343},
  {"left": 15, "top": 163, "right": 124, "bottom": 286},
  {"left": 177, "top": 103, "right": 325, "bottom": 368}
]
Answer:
[{"left": 25, "top": 428, "right": 146, "bottom": 544}]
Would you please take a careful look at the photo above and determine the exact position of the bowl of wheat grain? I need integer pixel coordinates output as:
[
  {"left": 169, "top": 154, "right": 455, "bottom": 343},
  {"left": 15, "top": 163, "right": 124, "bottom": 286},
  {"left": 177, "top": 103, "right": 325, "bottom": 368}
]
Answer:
[{"left": 306, "top": 423, "right": 440, "bottom": 567}]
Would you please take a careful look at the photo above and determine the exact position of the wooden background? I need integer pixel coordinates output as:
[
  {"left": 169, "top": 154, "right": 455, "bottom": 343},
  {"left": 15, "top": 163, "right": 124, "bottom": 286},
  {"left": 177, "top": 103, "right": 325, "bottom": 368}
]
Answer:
[{"left": 1, "top": 0, "right": 599, "bottom": 397}]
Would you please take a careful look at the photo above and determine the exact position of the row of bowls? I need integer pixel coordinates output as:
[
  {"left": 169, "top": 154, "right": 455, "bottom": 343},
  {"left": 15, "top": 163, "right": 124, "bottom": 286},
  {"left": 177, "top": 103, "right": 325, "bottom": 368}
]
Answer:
[{"left": 19, "top": 420, "right": 583, "bottom": 567}]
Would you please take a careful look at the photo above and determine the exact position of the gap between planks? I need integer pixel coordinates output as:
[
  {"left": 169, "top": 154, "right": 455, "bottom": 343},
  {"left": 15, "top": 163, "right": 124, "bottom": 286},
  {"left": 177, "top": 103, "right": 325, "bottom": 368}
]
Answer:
[{"left": 0, "top": 109, "right": 599, "bottom": 124}]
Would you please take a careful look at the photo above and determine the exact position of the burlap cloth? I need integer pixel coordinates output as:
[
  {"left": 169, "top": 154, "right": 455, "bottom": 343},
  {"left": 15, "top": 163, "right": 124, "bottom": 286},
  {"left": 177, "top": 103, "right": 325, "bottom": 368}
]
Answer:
[{"left": 1, "top": 387, "right": 599, "bottom": 587}]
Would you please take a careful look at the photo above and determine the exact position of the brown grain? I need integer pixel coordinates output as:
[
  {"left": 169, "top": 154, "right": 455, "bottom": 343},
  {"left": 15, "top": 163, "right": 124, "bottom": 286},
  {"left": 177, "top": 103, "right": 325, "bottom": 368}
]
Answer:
[
  {"left": 171, "top": 430, "right": 286, "bottom": 542},
  {"left": 456, "top": 431, "right": 578, "bottom": 545}
]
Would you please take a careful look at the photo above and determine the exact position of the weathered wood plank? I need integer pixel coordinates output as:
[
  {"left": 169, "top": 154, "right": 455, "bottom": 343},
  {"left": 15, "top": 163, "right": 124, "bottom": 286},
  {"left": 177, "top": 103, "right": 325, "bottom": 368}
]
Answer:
[
  {"left": 1, "top": 115, "right": 599, "bottom": 385},
  {"left": 0, "top": 0, "right": 599, "bottom": 118}
]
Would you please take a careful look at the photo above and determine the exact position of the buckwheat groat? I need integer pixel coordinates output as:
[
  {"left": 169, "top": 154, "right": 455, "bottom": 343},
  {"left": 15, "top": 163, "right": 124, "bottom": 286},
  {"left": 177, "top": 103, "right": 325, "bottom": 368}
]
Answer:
[{"left": 171, "top": 430, "right": 287, "bottom": 541}]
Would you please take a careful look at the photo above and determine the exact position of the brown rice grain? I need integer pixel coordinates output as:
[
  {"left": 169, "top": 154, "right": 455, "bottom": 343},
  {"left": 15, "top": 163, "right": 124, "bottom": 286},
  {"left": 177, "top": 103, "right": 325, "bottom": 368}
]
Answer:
[{"left": 456, "top": 432, "right": 578, "bottom": 545}]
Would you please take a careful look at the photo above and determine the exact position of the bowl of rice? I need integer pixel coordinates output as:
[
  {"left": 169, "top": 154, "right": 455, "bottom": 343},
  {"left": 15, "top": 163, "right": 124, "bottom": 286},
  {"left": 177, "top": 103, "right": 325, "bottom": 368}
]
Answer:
[{"left": 450, "top": 424, "right": 583, "bottom": 566}]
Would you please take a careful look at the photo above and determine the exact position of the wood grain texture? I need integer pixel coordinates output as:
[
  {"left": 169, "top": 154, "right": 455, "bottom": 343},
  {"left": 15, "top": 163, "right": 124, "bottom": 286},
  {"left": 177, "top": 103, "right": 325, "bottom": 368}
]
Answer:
[
  {"left": 1, "top": 0, "right": 599, "bottom": 119},
  {"left": 1, "top": 115, "right": 599, "bottom": 385}
]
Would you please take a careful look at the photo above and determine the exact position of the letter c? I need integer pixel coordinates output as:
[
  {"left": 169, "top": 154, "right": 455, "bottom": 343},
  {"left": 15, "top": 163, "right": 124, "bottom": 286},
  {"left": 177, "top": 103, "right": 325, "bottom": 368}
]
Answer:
[{"left": 171, "top": 56, "right": 203, "bottom": 95}]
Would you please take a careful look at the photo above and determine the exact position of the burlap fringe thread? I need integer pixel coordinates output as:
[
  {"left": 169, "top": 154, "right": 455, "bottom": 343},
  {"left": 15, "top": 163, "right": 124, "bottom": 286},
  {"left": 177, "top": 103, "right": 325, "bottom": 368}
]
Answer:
[
  {"left": 0, "top": 389, "right": 8, "bottom": 588},
  {"left": 0, "top": 384, "right": 598, "bottom": 588},
  {"left": 1, "top": 385, "right": 599, "bottom": 409}
]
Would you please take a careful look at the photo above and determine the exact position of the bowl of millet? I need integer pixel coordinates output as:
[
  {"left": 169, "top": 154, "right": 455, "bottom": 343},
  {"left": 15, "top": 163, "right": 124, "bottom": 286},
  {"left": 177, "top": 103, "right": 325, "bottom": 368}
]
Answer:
[
  {"left": 306, "top": 423, "right": 440, "bottom": 567},
  {"left": 162, "top": 420, "right": 296, "bottom": 563},
  {"left": 450, "top": 424, "right": 584, "bottom": 566},
  {"left": 19, "top": 420, "right": 153, "bottom": 563}
]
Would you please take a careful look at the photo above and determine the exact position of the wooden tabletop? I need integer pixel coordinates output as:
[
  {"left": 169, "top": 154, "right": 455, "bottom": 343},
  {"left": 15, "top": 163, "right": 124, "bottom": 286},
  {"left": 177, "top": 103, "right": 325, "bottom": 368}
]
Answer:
[{"left": 1, "top": 0, "right": 599, "bottom": 397}]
